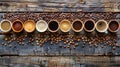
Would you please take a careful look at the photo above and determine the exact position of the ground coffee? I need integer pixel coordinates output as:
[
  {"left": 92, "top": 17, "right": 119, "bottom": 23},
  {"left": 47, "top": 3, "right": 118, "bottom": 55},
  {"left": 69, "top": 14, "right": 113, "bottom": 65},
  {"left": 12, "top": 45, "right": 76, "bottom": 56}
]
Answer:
[
  {"left": 73, "top": 21, "right": 82, "bottom": 30},
  {"left": 109, "top": 21, "right": 119, "bottom": 32},
  {"left": 85, "top": 20, "right": 94, "bottom": 30},
  {"left": 49, "top": 21, "right": 59, "bottom": 31},
  {"left": 1, "top": 20, "right": 11, "bottom": 32},
  {"left": 12, "top": 21, "right": 23, "bottom": 32}
]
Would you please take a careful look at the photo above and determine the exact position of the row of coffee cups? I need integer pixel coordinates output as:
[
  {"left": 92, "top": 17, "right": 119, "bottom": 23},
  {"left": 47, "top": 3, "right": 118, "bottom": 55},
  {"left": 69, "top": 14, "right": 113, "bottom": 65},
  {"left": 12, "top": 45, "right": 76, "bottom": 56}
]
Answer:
[{"left": 0, "top": 19, "right": 119, "bottom": 33}]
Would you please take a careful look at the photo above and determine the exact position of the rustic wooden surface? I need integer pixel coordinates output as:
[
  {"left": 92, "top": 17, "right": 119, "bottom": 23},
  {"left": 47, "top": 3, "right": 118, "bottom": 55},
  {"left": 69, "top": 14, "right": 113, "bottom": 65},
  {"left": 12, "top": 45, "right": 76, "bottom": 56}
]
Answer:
[
  {"left": 0, "top": 0, "right": 120, "bottom": 67},
  {"left": 0, "top": 0, "right": 120, "bottom": 12},
  {"left": 0, "top": 12, "right": 119, "bottom": 56}
]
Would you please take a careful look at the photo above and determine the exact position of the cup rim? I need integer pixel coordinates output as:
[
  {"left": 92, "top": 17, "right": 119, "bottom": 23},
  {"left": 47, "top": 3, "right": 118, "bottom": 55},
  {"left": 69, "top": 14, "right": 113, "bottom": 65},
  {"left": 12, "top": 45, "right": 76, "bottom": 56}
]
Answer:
[
  {"left": 0, "top": 19, "right": 12, "bottom": 32},
  {"left": 108, "top": 20, "right": 119, "bottom": 32},
  {"left": 12, "top": 19, "right": 23, "bottom": 33},
  {"left": 24, "top": 20, "right": 36, "bottom": 33},
  {"left": 84, "top": 19, "right": 96, "bottom": 32},
  {"left": 59, "top": 19, "right": 71, "bottom": 32},
  {"left": 72, "top": 19, "right": 84, "bottom": 32},
  {"left": 36, "top": 20, "right": 48, "bottom": 32},
  {"left": 48, "top": 20, "right": 59, "bottom": 32},
  {"left": 96, "top": 20, "right": 108, "bottom": 33}
]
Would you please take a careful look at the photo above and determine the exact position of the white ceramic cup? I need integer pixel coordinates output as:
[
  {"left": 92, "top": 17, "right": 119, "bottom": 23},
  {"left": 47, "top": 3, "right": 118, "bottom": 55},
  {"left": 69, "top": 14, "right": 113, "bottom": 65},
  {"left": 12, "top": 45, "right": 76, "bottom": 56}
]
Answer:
[{"left": 36, "top": 20, "right": 48, "bottom": 32}]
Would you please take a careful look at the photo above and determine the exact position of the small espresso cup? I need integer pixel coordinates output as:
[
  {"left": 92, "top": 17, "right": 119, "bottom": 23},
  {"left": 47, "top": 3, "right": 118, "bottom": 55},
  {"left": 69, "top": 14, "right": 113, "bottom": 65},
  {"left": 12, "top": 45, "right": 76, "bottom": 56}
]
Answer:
[
  {"left": 12, "top": 19, "right": 23, "bottom": 33},
  {"left": 96, "top": 20, "right": 108, "bottom": 33},
  {"left": 84, "top": 19, "right": 96, "bottom": 32},
  {"left": 0, "top": 19, "right": 12, "bottom": 32},
  {"left": 36, "top": 20, "right": 48, "bottom": 32},
  {"left": 48, "top": 20, "right": 59, "bottom": 32},
  {"left": 24, "top": 20, "right": 36, "bottom": 33},
  {"left": 108, "top": 20, "right": 119, "bottom": 32},
  {"left": 59, "top": 19, "right": 71, "bottom": 32},
  {"left": 72, "top": 19, "right": 84, "bottom": 32}
]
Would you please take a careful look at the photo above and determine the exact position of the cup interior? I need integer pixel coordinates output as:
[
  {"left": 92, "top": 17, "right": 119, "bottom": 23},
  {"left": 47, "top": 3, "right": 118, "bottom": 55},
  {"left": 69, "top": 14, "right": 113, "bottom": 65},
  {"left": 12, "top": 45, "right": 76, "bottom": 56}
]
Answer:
[
  {"left": 24, "top": 20, "right": 36, "bottom": 33},
  {"left": 12, "top": 20, "right": 23, "bottom": 32},
  {"left": 84, "top": 19, "right": 95, "bottom": 32},
  {"left": 60, "top": 19, "right": 71, "bottom": 32},
  {"left": 36, "top": 20, "right": 48, "bottom": 32},
  {"left": 48, "top": 20, "right": 59, "bottom": 32},
  {"left": 72, "top": 20, "right": 84, "bottom": 32},
  {"left": 96, "top": 20, "right": 108, "bottom": 32},
  {"left": 0, "top": 19, "right": 12, "bottom": 32},
  {"left": 108, "top": 20, "right": 119, "bottom": 32}
]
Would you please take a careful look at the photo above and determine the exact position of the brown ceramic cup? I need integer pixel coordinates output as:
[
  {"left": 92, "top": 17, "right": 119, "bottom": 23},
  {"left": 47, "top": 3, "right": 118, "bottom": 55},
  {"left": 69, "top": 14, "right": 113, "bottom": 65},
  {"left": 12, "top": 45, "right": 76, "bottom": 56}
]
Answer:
[
  {"left": 72, "top": 19, "right": 84, "bottom": 32},
  {"left": 12, "top": 19, "right": 23, "bottom": 33},
  {"left": 48, "top": 20, "right": 59, "bottom": 32},
  {"left": 84, "top": 19, "right": 95, "bottom": 32},
  {"left": 108, "top": 20, "right": 119, "bottom": 32}
]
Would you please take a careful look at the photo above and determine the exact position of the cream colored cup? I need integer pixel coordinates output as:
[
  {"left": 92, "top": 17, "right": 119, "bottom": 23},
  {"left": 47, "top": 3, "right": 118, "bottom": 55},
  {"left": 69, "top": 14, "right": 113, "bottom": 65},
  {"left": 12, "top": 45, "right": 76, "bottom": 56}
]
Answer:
[
  {"left": 96, "top": 20, "right": 108, "bottom": 33},
  {"left": 0, "top": 19, "right": 12, "bottom": 32},
  {"left": 59, "top": 19, "right": 71, "bottom": 32},
  {"left": 36, "top": 20, "right": 48, "bottom": 32}
]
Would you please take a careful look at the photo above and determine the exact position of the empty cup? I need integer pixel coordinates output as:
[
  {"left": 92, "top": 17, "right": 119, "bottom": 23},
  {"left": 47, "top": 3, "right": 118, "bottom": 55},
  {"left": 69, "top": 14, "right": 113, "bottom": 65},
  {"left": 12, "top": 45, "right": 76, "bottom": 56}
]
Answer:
[
  {"left": 12, "top": 19, "right": 23, "bottom": 32},
  {"left": 36, "top": 20, "right": 48, "bottom": 32},
  {"left": 0, "top": 19, "right": 12, "bottom": 32},
  {"left": 108, "top": 20, "right": 119, "bottom": 32},
  {"left": 84, "top": 19, "right": 95, "bottom": 32},
  {"left": 48, "top": 20, "right": 59, "bottom": 32},
  {"left": 60, "top": 19, "right": 71, "bottom": 32},
  {"left": 72, "top": 19, "right": 84, "bottom": 32},
  {"left": 96, "top": 20, "right": 108, "bottom": 33},
  {"left": 24, "top": 20, "right": 36, "bottom": 33}
]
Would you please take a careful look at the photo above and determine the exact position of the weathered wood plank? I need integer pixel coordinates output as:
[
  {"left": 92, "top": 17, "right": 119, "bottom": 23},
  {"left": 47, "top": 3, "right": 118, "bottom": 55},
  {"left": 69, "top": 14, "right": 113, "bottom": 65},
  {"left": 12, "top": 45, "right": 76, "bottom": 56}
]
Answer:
[
  {"left": 0, "top": 56, "right": 120, "bottom": 67},
  {"left": 0, "top": 0, "right": 119, "bottom": 12}
]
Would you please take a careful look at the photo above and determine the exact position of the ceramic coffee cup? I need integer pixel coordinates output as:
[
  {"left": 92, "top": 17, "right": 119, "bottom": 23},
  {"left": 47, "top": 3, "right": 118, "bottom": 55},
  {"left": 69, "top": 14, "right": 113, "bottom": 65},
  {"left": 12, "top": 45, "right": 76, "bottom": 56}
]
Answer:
[
  {"left": 12, "top": 19, "right": 23, "bottom": 33},
  {"left": 36, "top": 20, "right": 48, "bottom": 32},
  {"left": 108, "top": 20, "right": 119, "bottom": 32},
  {"left": 59, "top": 19, "right": 71, "bottom": 32},
  {"left": 0, "top": 19, "right": 12, "bottom": 32},
  {"left": 24, "top": 20, "right": 36, "bottom": 33},
  {"left": 48, "top": 20, "right": 59, "bottom": 32},
  {"left": 72, "top": 19, "right": 84, "bottom": 32},
  {"left": 96, "top": 20, "right": 108, "bottom": 33},
  {"left": 84, "top": 19, "right": 95, "bottom": 32}
]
